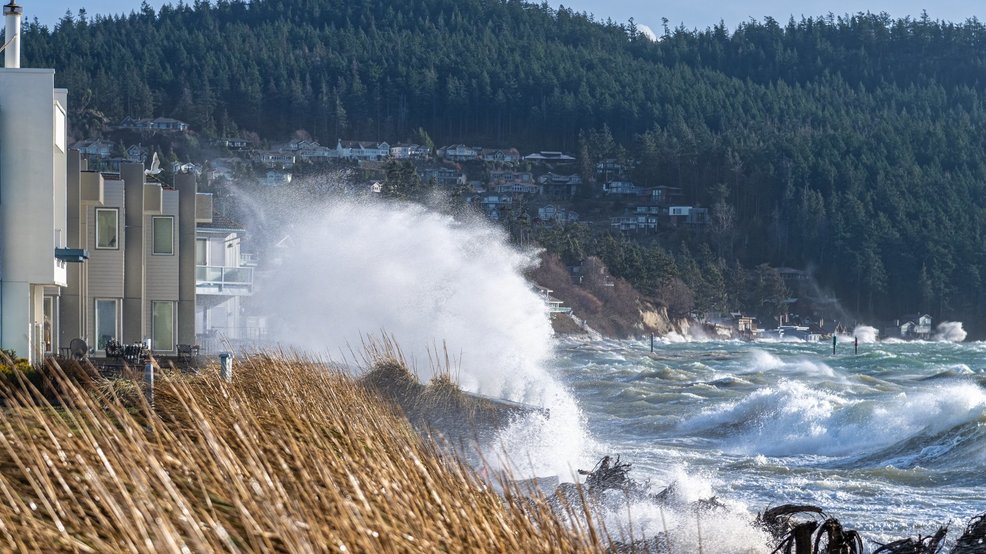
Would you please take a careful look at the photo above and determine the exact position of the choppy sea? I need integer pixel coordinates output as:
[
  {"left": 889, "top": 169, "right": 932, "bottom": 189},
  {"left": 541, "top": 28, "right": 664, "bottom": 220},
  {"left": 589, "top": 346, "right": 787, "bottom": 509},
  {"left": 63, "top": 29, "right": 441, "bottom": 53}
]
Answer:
[{"left": 535, "top": 336, "right": 986, "bottom": 551}]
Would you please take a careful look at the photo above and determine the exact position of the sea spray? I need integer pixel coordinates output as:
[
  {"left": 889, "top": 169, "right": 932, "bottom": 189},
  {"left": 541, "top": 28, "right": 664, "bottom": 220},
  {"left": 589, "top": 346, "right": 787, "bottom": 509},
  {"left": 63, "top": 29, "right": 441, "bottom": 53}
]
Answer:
[
  {"left": 248, "top": 193, "right": 592, "bottom": 475},
  {"left": 853, "top": 325, "right": 879, "bottom": 343},
  {"left": 935, "top": 321, "right": 968, "bottom": 342}
]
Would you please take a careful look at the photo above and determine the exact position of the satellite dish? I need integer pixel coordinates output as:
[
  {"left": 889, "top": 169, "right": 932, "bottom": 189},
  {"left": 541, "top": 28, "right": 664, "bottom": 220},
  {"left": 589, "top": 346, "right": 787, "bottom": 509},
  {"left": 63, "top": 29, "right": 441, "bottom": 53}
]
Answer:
[
  {"left": 68, "top": 338, "right": 90, "bottom": 360},
  {"left": 145, "top": 152, "right": 162, "bottom": 176}
]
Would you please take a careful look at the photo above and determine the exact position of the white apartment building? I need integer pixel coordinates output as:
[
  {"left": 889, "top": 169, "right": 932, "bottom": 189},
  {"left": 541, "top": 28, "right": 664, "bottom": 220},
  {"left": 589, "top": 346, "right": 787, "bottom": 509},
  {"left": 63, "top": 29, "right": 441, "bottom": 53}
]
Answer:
[{"left": 0, "top": 1, "right": 75, "bottom": 363}]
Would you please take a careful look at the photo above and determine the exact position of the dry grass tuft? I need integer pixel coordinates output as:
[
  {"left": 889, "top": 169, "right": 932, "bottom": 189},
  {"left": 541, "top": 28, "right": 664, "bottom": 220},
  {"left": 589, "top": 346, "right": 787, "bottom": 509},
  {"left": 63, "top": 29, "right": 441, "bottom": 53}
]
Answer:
[{"left": 0, "top": 354, "right": 603, "bottom": 553}]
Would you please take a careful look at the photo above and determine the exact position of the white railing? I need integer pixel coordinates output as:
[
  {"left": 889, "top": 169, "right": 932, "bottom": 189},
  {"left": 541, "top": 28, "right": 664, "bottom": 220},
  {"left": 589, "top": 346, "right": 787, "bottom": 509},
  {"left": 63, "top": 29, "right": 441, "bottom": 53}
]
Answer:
[{"left": 196, "top": 265, "right": 254, "bottom": 294}]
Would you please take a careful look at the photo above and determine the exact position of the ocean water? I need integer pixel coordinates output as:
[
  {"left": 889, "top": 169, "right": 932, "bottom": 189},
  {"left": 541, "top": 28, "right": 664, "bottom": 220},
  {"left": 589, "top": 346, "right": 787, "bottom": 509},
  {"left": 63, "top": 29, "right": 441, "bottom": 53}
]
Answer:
[
  {"left": 542, "top": 336, "right": 986, "bottom": 550},
  {"left": 245, "top": 194, "right": 984, "bottom": 551}
]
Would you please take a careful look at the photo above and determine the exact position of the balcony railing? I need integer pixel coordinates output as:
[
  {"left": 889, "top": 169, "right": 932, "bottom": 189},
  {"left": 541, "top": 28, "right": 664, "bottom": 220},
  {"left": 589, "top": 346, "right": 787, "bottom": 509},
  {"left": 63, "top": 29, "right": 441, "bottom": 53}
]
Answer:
[{"left": 196, "top": 265, "right": 254, "bottom": 295}]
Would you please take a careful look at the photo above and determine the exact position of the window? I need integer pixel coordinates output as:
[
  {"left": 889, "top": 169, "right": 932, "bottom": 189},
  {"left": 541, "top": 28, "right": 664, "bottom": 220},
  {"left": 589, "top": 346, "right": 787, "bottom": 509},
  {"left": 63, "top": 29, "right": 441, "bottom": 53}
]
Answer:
[
  {"left": 152, "top": 216, "right": 174, "bottom": 255},
  {"left": 95, "top": 208, "right": 119, "bottom": 249},
  {"left": 43, "top": 297, "right": 55, "bottom": 354},
  {"left": 54, "top": 106, "right": 66, "bottom": 152},
  {"left": 151, "top": 301, "right": 175, "bottom": 351},
  {"left": 95, "top": 299, "right": 118, "bottom": 350},
  {"left": 195, "top": 238, "right": 208, "bottom": 266}
]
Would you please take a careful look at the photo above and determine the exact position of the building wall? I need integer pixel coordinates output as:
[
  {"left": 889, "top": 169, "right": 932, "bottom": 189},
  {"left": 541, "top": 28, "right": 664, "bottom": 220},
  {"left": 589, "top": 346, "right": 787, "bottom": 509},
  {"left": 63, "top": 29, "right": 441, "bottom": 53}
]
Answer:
[{"left": 0, "top": 68, "right": 68, "bottom": 362}]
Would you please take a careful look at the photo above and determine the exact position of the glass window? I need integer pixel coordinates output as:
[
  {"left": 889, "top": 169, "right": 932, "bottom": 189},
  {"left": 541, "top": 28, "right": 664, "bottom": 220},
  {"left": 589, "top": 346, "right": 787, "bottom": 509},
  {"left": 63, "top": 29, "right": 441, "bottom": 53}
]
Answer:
[
  {"left": 151, "top": 301, "right": 175, "bottom": 351},
  {"left": 43, "top": 297, "right": 54, "bottom": 353},
  {"left": 95, "top": 299, "right": 118, "bottom": 350},
  {"left": 152, "top": 216, "right": 174, "bottom": 255},
  {"left": 95, "top": 208, "right": 119, "bottom": 249},
  {"left": 196, "top": 238, "right": 208, "bottom": 266}
]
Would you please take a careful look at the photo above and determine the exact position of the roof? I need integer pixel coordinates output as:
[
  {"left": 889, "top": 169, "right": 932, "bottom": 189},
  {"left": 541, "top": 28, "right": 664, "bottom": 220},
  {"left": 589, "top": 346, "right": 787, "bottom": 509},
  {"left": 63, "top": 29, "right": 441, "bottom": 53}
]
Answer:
[{"left": 198, "top": 212, "right": 246, "bottom": 232}]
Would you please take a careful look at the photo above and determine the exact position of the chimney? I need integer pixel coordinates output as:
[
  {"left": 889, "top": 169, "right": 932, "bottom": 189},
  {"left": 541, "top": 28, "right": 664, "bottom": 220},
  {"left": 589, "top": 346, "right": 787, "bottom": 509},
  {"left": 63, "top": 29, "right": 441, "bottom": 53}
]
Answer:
[{"left": 3, "top": 0, "right": 22, "bottom": 69}]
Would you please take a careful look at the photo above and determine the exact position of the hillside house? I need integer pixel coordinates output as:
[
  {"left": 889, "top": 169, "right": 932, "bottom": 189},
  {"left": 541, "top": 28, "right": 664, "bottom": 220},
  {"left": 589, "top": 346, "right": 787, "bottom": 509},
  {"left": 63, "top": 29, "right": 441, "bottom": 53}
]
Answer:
[
  {"left": 610, "top": 214, "right": 659, "bottom": 232},
  {"left": 668, "top": 206, "right": 709, "bottom": 225},
  {"left": 172, "top": 162, "right": 202, "bottom": 175},
  {"left": 537, "top": 205, "right": 579, "bottom": 224},
  {"left": 438, "top": 144, "right": 480, "bottom": 162},
  {"left": 218, "top": 137, "right": 250, "bottom": 150},
  {"left": 116, "top": 116, "right": 190, "bottom": 132},
  {"left": 391, "top": 144, "right": 431, "bottom": 160},
  {"left": 264, "top": 171, "right": 292, "bottom": 186},
  {"left": 490, "top": 170, "right": 538, "bottom": 195},
  {"left": 480, "top": 148, "right": 521, "bottom": 164},
  {"left": 71, "top": 138, "right": 115, "bottom": 159},
  {"left": 337, "top": 140, "right": 391, "bottom": 161},
  {"left": 524, "top": 151, "right": 576, "bottom": 163},
  {"left": 126, "top": 144, "right": 149, "bottom": 163},
  {"left": 538, "top": 173, "right": 582, "bottom": 199},
  {"left": 603, "top": 180, "right": 642, "bottom": 195},
  {"left": 253, "top": 151, "right": 296, "bottom": 168},
  {"left": 650, "top": 186, "right": 683, "bottom": 205},
  {"left": 421, "top": 167, "right": 466, "bottom": 186}
]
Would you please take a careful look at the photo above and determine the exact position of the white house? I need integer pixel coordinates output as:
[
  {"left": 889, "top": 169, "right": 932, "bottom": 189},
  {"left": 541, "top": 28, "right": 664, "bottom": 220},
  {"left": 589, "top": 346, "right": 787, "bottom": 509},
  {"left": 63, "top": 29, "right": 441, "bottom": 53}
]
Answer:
[
  {"left": 71, "top": 138, "right": 115, "bottom": 159},
  {"left": 480, "top": 147, "right": 521, "bottom": 163},
  {"left": 195, "top": 219, "right": 262, "bottom": 353},
  {"left": 438, "top": 144, "right": 480, "bottom": 162},
  {"left": 524, "top": 151, "right": 575, "bottom": 163},
  {"left": 337, "top": 140, "right": 390, "bottom": 161},
  {"left": 391, "top": 144, "right": 431, "bottom": 160},
  {"left": 265, "top": 171, "right": 293, "bottom": 186},
  {"left": 0, "top": 2, "right": 74, "bottom": 363},
  {"left": 603, "top": 181, "right": 641, "bottom": 195}
]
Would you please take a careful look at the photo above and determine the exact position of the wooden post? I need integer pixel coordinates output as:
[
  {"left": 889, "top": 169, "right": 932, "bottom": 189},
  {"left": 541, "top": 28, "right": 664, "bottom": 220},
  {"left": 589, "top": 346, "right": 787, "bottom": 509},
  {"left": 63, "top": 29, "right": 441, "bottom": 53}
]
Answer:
[
  {"left": 650, "top": 333, "right": 655, "bottom": 353},
  {"left": 144, "top": 361, "right": 154, "bottom": 408},
  {"left": 220, "top": 352, "right": 233, "bottom": 382},
  {"left": 854, "top": 336, "right": 858, "bottom": 355},
  {"left": 832, "top": 334, "right": 837, "bottom": 355}
]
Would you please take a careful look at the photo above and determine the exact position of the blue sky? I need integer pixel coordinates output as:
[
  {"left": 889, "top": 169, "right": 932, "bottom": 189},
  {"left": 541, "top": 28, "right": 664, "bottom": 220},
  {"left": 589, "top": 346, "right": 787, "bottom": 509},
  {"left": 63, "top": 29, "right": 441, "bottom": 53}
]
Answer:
[{"left": 30, "top": 1, "right": 984, "bottom": 32}]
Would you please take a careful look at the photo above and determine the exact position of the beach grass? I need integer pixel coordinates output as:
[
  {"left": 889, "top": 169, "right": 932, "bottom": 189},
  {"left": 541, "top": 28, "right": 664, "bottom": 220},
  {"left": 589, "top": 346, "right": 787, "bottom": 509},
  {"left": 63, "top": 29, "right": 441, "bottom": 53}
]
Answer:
[{"left": 0, "top": 354, "right": 602, "bottom": 553}]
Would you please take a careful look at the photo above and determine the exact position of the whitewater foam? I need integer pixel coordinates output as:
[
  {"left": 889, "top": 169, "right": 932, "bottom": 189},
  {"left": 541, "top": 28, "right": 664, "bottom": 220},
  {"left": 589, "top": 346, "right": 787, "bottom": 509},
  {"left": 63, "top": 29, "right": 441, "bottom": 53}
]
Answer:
[
  {"left": 247, "top": 193, "right": 591, "bottom": 477},
  {"left": 681, "top": 380, "right": 986, "bottom": 459}
]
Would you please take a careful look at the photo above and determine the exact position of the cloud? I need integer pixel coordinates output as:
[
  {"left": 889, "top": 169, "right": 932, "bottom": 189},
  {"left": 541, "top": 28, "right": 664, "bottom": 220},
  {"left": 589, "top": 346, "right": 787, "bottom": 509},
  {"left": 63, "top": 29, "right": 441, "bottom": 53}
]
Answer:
[{"left": 636, "top": 23, "right": 658, "bottom": 41}]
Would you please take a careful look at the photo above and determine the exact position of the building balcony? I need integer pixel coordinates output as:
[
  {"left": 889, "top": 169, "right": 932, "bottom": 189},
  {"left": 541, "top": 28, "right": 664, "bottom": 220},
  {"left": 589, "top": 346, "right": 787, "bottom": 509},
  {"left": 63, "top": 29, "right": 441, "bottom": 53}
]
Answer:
[{"left": 196, "top": 265, "right": 254, "bottom": 296}]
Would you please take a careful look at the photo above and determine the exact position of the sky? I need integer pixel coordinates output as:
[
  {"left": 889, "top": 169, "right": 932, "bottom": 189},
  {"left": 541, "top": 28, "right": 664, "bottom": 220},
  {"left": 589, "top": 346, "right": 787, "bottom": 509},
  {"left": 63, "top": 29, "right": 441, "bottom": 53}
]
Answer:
[{"left": 28, "top": 1, "right": 986, "bottom": 32}]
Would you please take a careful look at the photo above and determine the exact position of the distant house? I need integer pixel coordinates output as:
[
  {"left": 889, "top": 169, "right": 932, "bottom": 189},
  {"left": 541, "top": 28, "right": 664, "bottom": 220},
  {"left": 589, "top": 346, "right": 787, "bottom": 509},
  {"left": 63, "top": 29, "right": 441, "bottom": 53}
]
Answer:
[
  {"left": 264, "top": 171, "right": 292, "bottom": 186},
  {"left": 172, "top": 161, "right": 202, "bottom": 175},
  {"left": 71, "top": 138, "right": 115, "bottom": 159},
  {"left": 610, "top": 214, "right": 659, "bottom": 232},
  {"left": 537, "top": 205, "right": 579, "bottom": 223},
  {"left": 538, "top": 173, "right": 582, "bottom": 199},
  {"left": 603, "top": 180, "right": 641, "bottom": 195},
  {"left": 480, "top": 147, "right": 521, "bottom": 164},
  {"left": 125, "top": 144, "right": 149, "bottom": 163},
  {"left": 337, "top": 139, "right": 391, "bottom": 161},
  {"left": 899, "top": 314, "right": 933, "bottom": 339},
  {"left": 668, "top": 206, "right": 708, "bottom": 225},
  {"left": 297, "top": 146, "right": 336, "bottom": 163},
  {"left": 524, "top": 151, "right": 575, "bottom": 163},
  {"left": 219, "top": 137, "right": 250, "bottom": 150},
  {"left": 391, "top": 144, "right": 432, "bottom": 160},
  {"left": 490, "top": 170, "right": 538, "bottom": 195},
  {"left": 253, "top": 151, "right": 296, "bottom": 168},
  {"left": 116, "top": 116, "right": 189, "bottom": 132},
  {"left": 421, "top": 167, "right": 466, "bottom": 187},
  {"left": 438, "top": 144, "right": 480, "bottom": 162},
  {"left": 279, "top": 139, "right": 321, "bottom": 152},
  {"left": 649, "top": 186, "right": 683, "bottom": 205},
  {"left": 595, "top": 158, "right": 627, "bottom": 178}
]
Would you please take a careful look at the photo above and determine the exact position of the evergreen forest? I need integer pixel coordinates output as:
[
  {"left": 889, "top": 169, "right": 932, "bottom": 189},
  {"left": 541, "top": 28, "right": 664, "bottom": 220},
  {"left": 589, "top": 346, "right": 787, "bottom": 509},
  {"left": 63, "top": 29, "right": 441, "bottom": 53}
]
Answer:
[{"left": 24, "top": 0, "right": 986, "bottom": 334}]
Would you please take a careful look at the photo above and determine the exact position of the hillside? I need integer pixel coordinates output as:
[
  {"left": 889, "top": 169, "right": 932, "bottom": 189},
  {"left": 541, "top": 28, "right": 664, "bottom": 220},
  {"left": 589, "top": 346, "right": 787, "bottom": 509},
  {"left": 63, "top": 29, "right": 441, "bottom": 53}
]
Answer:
[{"left": 25, "top": 0, "right": 986, "bottom": 334}]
